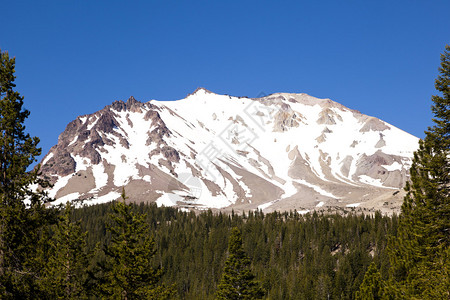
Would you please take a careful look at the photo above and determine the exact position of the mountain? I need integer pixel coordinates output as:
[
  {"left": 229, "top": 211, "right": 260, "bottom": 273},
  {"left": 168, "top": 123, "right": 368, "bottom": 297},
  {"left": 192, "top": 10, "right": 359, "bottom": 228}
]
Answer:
[{"left": 40, "top": 88, "right": 418, "bottom": 214}]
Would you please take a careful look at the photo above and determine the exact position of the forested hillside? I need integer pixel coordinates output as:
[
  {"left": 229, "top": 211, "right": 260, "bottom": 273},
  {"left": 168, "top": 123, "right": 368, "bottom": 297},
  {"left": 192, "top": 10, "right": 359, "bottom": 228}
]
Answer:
[{"left": 72, "top": 202, "right": 396, "bottom": 299}]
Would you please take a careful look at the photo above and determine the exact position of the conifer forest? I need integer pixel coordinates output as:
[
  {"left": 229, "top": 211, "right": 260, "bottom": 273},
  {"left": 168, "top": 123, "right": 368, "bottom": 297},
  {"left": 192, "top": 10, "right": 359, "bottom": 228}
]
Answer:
[{"left": 0, "top": 46, "right": 449, "bottom": 299}]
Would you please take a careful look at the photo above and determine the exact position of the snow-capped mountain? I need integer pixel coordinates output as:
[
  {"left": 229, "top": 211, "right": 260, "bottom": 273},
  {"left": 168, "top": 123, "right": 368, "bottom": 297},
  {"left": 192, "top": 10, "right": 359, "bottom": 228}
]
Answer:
[{"left": 40, "top": 88, "right": 419, "bottom": 213}]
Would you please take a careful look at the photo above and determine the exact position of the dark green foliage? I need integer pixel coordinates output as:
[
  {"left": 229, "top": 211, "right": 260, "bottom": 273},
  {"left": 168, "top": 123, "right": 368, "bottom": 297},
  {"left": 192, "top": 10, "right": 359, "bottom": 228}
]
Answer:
[
  {"left": 430, "top": 45, "right": 450, "bottom": 148},
  {"left": 0, "top": 50, "right": 43, "bottom": 199},
  {"left": 386, "top": 45, "right": 450, "bottom": 299},
  {"left": 73, "top": 203, "right": 396, "bottom": 299},
  {"left": 216, "top": 227, "right": 264, "bottom": 299},
  {"left": 40, "top": 202, "right": 90, "bottom": 299},
  {"left": 99, "top": 190, "right": 175, "bottom": 299},
  {"left": 355, "top": 262, "right": 384, "bottom": 300},
  {"left": 0, "top": 49, "right": 53, "bottom": 298}
]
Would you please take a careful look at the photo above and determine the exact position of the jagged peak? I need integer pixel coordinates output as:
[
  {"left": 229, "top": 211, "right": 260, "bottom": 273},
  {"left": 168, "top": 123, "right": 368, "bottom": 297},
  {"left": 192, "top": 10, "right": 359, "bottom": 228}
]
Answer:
[
  {"left": 126, "top": 95, "right": 139, "bottom": 104},
  {"left": 187, "top": 87, "right": 215, "bottom": 97},
  {"left": 107, "top": 96, "right": 148, "bottom": 112}
]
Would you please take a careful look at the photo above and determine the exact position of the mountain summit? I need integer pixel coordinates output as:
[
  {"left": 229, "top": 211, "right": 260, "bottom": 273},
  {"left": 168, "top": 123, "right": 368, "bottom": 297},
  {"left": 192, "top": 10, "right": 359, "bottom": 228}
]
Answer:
[{"left": 40, "top": 89, "right": 418, "bottom": 213}]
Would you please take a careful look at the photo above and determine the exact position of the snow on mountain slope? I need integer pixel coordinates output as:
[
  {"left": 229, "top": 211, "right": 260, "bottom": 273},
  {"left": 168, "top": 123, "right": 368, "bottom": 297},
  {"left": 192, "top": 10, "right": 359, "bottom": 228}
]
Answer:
[{"left": 40, "top": 88, "right": 419, "bottom": 213}]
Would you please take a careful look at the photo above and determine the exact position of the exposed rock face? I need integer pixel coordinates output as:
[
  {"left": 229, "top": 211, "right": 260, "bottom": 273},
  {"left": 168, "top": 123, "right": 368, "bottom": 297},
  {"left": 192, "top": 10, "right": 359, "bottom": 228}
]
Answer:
[
  {"left": 317, "top": 108, "right": 342, "bottom": 125},
  {"left": 273, "top": 103, "right": 302, "bottom": 132},
  {"left": 40, "top": 90, "right": 418, "bottom": 214},
  {"left": 41, "top": 149, "right": 75, "bottom": 180},
  {"left": 360, "top": 117, "right": 390, "bottom": 132}
]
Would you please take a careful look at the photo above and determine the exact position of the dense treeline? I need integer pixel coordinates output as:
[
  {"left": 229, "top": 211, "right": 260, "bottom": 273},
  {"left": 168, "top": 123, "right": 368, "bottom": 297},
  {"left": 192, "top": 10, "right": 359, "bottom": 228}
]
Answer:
[{"left": 72, "top": 202, "right": 397, "bottom": 299}]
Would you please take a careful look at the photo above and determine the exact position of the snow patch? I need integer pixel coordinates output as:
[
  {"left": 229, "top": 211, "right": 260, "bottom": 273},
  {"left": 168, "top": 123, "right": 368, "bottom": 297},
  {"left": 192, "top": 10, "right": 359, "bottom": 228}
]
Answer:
[
  {"left": 382, "top": 161, "right": 402, "bottom": 171},
  {"left": 52, "top": 192, "right": 80, "bottom": 205},
  {"left": 358, "top": 175, "right": 395, "bottom": 189},
  {"left": 87, "top": 191, "right": 121, "bottom": 206},
  {"left": 258, "top": 201, "right": 275, "bottom": 211},
  {"left": 87, "top": 117, "right": 99, "bottom": 130},
  {"left": 294, "top": 179, "right": 340, "bottom": 199},
  {"left": 48, "top": 175, "right": 72, "bottom": 198},
  {"left": 156, "top": 193, "right": 181, "bottom": 207},
  {"left": 68, "top": 136, "right": 78, "bottom": 146},
  {"left": 42, "top": 153, "right": 54, "bottom": 165},
  {"left": 73, "top": 155, "right": 91, "bottom": 172},
  {"left": 90, "top": 164, "right": 108, "bottom": 192}
]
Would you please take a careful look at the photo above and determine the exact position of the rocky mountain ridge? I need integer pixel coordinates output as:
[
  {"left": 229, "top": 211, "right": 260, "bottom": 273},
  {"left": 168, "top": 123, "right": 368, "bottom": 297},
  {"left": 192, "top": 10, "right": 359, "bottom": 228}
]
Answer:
[{"left": 40, "top": 88, "right": 419, "bottom": 214}]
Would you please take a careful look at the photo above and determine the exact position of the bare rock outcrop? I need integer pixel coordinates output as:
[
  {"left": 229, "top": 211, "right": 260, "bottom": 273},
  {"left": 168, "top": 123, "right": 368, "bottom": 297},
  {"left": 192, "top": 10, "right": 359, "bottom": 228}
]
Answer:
[
  {"left": 41, "top": 149, "right": 76, "bottom": 178},
  {"left": 273, "top": 103, "right": 302, "bottom": 132},
  {"left": 360, "top": 117, "right": 390, "bottom": 132}
]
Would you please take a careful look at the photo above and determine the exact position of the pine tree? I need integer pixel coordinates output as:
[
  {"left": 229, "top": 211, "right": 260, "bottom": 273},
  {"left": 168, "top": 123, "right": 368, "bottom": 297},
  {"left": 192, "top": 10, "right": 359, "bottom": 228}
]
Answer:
[
  {"left": 355, "top": 262, "right": 384, "bottom": 300},
  {"left": 41, "top": 202, "right": 90, "bottom": 299},
  {"left": 216, "top": 227, "right": 264, "bottom": 300},
  {"left": 100, "top": 189, "right": 174, "bottom": 299},
  {"left": 0, "top": 49, "right": 52, "bottom": 298},
  {"left": 386, "top": 45, "right": 450, "bottom": 299}
]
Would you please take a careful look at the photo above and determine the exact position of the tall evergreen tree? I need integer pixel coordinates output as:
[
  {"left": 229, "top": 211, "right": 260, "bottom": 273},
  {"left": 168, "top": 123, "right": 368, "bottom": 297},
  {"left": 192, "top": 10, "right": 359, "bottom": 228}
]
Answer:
[
  {"left": 386, "top": 45, "right": 450, "bottom": 299},
  {"left": 0, "top": 49, "right": 52, "bottom": 298},
  {"left": 355, "top": 262, "right": 384, "bottom": 300},
  {"left": 41, "top": 202, "right": 90, "bottom": 299},
  {"left": 216, "top": 227, "right": 264, "bottom": 300},
  {"left": 100, "top": 189, "right": 174, "bottom": 299}
]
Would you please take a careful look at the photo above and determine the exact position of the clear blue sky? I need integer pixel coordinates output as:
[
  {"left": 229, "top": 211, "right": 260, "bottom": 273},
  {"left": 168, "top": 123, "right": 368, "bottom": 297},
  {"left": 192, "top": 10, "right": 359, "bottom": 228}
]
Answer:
[{"left": 2, "top": 0, "right": 450, "bottom": 162}]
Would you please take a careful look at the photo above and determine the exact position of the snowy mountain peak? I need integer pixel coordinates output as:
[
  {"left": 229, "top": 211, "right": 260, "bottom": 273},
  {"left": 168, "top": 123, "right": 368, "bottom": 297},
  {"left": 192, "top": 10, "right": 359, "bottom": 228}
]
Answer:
[
  {"left": 187, "top": 87, "right": 215, "bottom": 97},
  {"left": 40, "top": 90, "right": 419, "bottom": 214}
]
